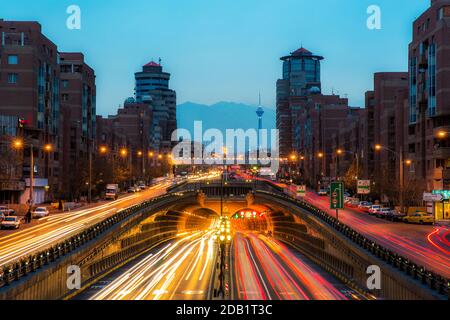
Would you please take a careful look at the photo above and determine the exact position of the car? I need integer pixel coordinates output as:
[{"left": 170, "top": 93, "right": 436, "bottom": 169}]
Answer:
[
  {"left": 368, "top": 205, "right": 382, "bottom": 215},
  {"left": 32, "top": 207, "right": 49, "bottom": 218},
  {"left": 385, "top": 210, "right": 406, "bottom": 222},
  {"left": 358, "top": 202, "right": 373, "bottom": 212},
  {"left": 0, "top": 206, "right": 16, "bottom": 216},
  {"left": 138, "top": 183, "right": 147, "bottom": 190},
  {"left": 1, "top": 216, "right": 21, "bottom": 230},
  {"left": 402, "top": 212, "right": 434, "bottom": 225},
  {"left": 318, "top": 188, "right": 328, "bottom": 196},
  {"left": 0, "top": 212, "right": 4, "bottom": 222},
  {"left": 127, "top": 187, "right": 136, "bottom": 193},
  {"left": 376, "top": 207, "right": 393, "bottom": 218}
]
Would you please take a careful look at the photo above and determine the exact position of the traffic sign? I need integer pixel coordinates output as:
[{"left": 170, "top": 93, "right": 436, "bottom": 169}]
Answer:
[
  {"left": 330, "top": 182, "right": 344, "bottom": 209},
  {"left": 424, "top": 192, "right": 444, "bottom": 202},
  {"left": 357, "top": 180, "right": 371, "bottom": 195},
  {"left": 296, "top": 185, "right": 306, "bottom": 197}
]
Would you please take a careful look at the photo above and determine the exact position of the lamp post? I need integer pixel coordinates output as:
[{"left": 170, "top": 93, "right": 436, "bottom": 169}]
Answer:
[
  {"left": 375, "top": 144, "right": 412, "bottom": 211},
  {"left": 336, "top": 148, "right": 360, "bottom": 181},
  {"left": 12, "top": 139, "right": 53, "bottom": 209}
]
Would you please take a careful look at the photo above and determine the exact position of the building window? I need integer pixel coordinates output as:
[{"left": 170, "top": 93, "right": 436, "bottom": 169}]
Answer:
[
  {"left": 62, "top": 94, "right": 69, "bottom": 101},
  {"left": 7, "top": 73, "right": 18, "bottom": 84},
  {"left": 438, "top": 6, "right": 450, "bottom": 19},
  {"left": 428, "top": 43, "right": 437, "bottom": 116},
  {"left": 409, "top": 57, "right": 417, "bottom": 123},
  {"left": 8, "top": 55, "right": 18, "bottom": 65},
  {"left": 61, "top": 80, "right": 69, "bottom": 88}
]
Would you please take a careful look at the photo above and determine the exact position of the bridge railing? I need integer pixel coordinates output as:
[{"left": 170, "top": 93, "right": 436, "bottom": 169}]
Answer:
[
  {"left": 0, "top": 191, "right": 195, "bottom": 289},
  {"left": 255, "top": 190, "right": 450, "bottom": 299}
]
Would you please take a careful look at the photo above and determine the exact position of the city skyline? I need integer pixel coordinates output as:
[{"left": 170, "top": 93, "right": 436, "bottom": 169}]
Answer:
[{"left": 1, "top": 0, "right": 429, "bottom": 116}]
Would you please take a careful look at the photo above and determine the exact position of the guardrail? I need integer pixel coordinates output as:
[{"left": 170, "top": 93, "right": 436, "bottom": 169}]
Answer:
[
  {"left": 0, "top": 192, "right": 194, "bottom": 289},
  {"left": 256, "top": 190, "right": 450, "bottom": 299}
]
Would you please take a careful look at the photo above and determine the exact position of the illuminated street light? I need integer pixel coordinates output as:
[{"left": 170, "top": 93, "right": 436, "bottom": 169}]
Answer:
[
  {"left": 12, "top": 139, "right": 23, "bottom": 149},
  {"left": 44, "top": 144, "right": 53, "bottom": 152},
  {"left": 437, "top": 131, "right": 448, "bottom": 139},
  {"left": 290, "top": 154, "right": 297, "bottom": 161},
  {"left": 99, "top": 146, "right": 108, "bottom": 154},
  {"left": 374, "top": 144, "right": 382, "bottom": 151},
  {"left": 405, "top": 159, "right": 412, "bottom": 166},
  {"left": 158, "top": 154, "right": 163, "bottom": 160},
  {"left": 148, "top": 151, "right": 154, "bottom": 157},
  {"left": 317, "top": 152, "right": 324, "bottom": 158},
  {"left": 137, "top": 151, "right": 143, "bottom": 157},
  {"left": 337, "top": 149, "right": 343, "bottom": 155},
  {"left": 120, "top": 148, "right": 128, "bottom": 157}
]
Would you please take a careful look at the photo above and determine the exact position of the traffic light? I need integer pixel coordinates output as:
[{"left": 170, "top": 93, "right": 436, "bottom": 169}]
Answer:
[{"left": 18, "top": 118, "right": 26, "bottom": 128}]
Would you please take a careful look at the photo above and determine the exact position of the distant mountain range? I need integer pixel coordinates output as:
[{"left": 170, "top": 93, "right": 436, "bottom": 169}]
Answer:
[{"left": 176, "top": 101, "right": 276, "bottom": 141}]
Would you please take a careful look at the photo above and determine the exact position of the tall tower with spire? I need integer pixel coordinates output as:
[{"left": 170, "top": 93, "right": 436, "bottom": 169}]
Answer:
[{"left": 256, "top": 93, "right": 264, "bottom": 159}]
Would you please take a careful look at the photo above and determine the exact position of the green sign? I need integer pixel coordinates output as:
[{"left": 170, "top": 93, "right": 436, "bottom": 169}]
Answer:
[
  {"left": 432, "top": 190, "right": 450, "bottom": 200},
  {"left": 330, "top": 182, "right": 344, "bottom": 209}
]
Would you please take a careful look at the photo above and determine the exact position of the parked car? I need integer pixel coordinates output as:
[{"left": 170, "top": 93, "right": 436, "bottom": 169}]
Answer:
[
  {"left": 376, "top": 207, "right": 393, "bottom": 218},
  {"left": 127, "top": 187, "right": 137, "bottom": 193},
  {"left": 368, "top": 205, "right": 382, "bottom": 215},
  {"left": 358, "top": 201, "right": 372, "bottom": 212},
  {"left": 402, "top": 212, "right": 434, "bottom": 225},
  {"left": 0, "top": 206, "right": 16, "bottom": 216},
  {"left": 138, "top": 184, "right": 147, "bottom": 190},
  {"left": 318, "top": 188, "right": 328, "bottom": 196},
  {"left": 1, "top": 216, "right": 21, "bottom": 230},
  {"left": 385, "top": 209, "right": 406, "bottom": 222},
  {"left": 32, "top": 207, "right": 49, "bottom": 218}
]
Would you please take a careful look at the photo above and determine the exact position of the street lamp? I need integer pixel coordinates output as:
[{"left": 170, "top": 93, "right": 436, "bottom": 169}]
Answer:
[
  {"left": 13, "top": 139, "right": 53, "bottom": 208},
  {"left": 374, "top": 144, "right": 412, "bottom": 211}
]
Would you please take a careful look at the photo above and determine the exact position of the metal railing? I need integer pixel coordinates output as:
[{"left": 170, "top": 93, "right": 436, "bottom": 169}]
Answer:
[
  {"left": 256, "top": 190, "right": 450, "bottom": 298},
  {"left": 0, "top": 191, "right": 194, "bottom": 289}
]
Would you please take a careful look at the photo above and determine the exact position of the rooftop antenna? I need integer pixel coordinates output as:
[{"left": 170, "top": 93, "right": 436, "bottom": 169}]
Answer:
[
  {"left": 159, "top": 57, "right": 162, "bottom": 65},
  {"left": 258, "top": 91, "right": 261, "bottom": 106}
]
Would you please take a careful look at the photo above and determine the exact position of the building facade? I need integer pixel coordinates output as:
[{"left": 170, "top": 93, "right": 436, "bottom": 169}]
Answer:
[
  {"left": 135, "top": 61, "right": 176, "bottom": 152},
  {"left": 276, "top": 47, "right": 324, "bottom": 158},
  {"left": 60, "top": 52, "right": 96, "bottom": 199},
  {"left": 407, "top": 0, "right": 450, "bottom": 193},
  {"left": 0, "top": 20, "right": 61, "bottom": 203}
]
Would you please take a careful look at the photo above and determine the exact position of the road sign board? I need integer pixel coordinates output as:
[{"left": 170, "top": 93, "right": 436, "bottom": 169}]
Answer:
[
  {"left": 330, "top": 182, "right": 344, "bottom": 209},
  {"left": 357, "top": 180, "right": 371, "bottom": 195},
  {"left": 424, "top": 192, "right": 444, "bottom": 202},
  {"left": 296, "top": 185, "right": 306, "bottom": 197}
]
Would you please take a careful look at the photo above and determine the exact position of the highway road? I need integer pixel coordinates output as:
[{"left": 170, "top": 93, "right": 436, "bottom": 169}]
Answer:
[
  {"left": 83, "top": 230, "right": 217, "bottom": 300},
  {"left": 304, "top": 191, "right": 450, "bottom": 278},
  {"left": 0, "top": 181, "right": 172, "bottom": 267},
  {"left": 231, "top": 232, "right": 363, "bottom": 300},
  {"left": 238, "top": 173, "right": 450, "bottom": 279}
]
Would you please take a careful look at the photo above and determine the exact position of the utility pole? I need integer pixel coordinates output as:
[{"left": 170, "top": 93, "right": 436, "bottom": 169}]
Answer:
[
  {"left": 29, "top": 144, "right": 34, "bottom": 209},
  {"left": 399, "top": 145, "right": 404, "bottom": 212}
]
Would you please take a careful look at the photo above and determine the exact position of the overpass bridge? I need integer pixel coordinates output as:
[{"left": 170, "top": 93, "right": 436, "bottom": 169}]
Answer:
[{"left": 0, "top": 180, "right": 448, "bottom": 300}]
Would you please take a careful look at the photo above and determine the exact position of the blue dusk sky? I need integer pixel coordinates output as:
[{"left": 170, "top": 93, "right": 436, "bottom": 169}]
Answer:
[{"left": 1, "top": 0, "right": 429, "bottom": 115}]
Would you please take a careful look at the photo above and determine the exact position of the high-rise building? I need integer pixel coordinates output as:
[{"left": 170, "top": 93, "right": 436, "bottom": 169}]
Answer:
[
  {"left": 407, "top": 0, "right": 450, "bottom": 194},
  {"left": 0, "top": 20, "right": 61, "bottom": 202},
  {"left": 59, "top": 52, "right": 96, "bottom": 199},
  {"left": 134, "top": 61, "right": 176, "bottom": 152},
  {"left": 276, "top": 47, "right": 324, "bottom": 158}
]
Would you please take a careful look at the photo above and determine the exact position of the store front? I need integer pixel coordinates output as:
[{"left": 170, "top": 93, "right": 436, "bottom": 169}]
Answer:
[{"left": 431, "top": 190, "right": 450, "bottom": 221}]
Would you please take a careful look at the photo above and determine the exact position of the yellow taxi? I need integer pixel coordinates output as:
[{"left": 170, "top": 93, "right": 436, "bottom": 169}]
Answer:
[{"left": 402, "top": 211, "right": 434, "bottom": 225}]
